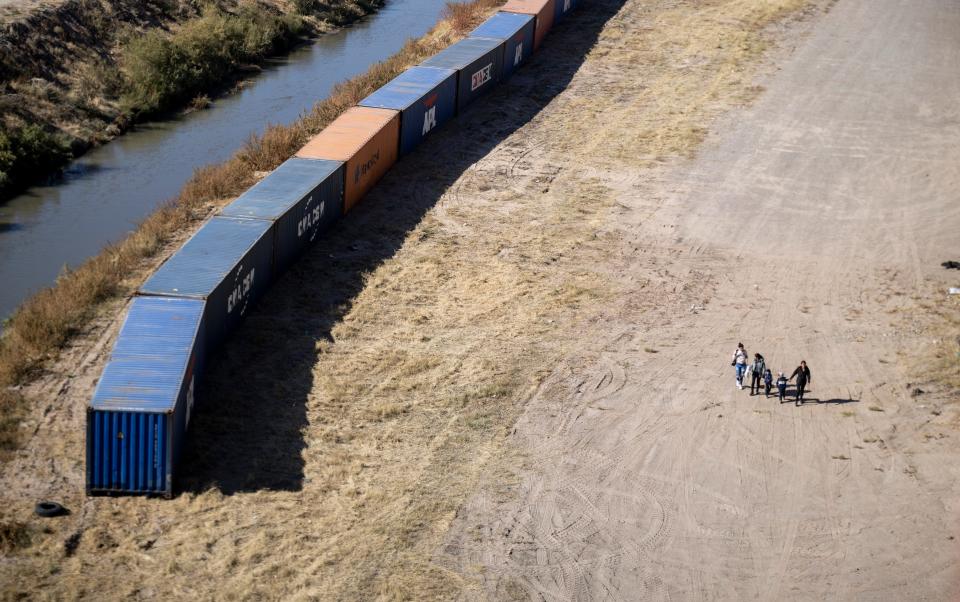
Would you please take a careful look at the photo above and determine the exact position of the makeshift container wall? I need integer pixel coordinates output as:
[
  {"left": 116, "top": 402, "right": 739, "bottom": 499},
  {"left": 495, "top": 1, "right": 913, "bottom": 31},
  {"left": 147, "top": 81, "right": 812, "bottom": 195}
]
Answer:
[
  {"left": 554, "top": 0, "right": 575, "bottom": 22},
  {"left": 501, "top": 0, "right": 556, "bottom": 50},
  {"left": 358, "top": 66, "right": 457, "bottom": 156},
  {"left": 469, "top": 12, "right": 536, "bottom": 79},
  {"left": 221, "top": 158, "right": 345, "bottom": 271},
  {"left": 139, "top": 216, "right": 274, "bottom": 350},
  {"left": 421, "top": 37, "right": 505, "bottom": 113},
  {"left": 296, "top": 107, "right": 399, "bottom": 213},
  {"left": 86, "top": 296, "right": 206, "bottom": 497}
]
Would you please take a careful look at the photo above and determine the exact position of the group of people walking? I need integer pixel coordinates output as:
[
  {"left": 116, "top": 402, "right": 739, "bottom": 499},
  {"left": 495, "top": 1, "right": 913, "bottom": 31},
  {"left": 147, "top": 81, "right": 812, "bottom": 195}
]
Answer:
[{"left": 731, "top": 343, "right": 811, "bottom": 406}]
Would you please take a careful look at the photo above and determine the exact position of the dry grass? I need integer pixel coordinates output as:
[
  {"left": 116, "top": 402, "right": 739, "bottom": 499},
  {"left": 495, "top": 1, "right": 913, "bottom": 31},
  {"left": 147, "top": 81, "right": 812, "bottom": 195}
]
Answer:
[
  {"left": 919, "top": 295, "right": 960, "bottom": 392},
  {"left": 0, "top": 390, "right": 26, "bottom": 463},
  {"left": 545, "top": 0, "right": 823, "bottom": 165},
  {"left": 0, "top": 520, "right": 31, "bottom": 554},
  {"left": 0, "top": 0, "right": 822, "bottom": 599},
  {"left": 0, "top": 0, "right": 497, "bottom": 390},
  {"left": 443, "top": 0, "right": 500, "bottom": 34}
]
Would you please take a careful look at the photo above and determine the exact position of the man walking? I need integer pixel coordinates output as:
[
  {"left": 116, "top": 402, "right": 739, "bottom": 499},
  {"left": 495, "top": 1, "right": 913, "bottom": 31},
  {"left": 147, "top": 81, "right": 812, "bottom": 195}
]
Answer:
[
  {"left": 750, "top": 353, "right": 766, "bottom": 396},
  {"left": 789, "top": 360, "right": 811, "bottom": 406}
]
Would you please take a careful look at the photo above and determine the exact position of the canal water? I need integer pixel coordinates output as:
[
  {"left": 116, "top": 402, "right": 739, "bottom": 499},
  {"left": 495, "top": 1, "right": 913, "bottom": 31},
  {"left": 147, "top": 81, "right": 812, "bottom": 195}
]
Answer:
[{"left": 0, "top": 0, "right": 449, "bottom": 322}]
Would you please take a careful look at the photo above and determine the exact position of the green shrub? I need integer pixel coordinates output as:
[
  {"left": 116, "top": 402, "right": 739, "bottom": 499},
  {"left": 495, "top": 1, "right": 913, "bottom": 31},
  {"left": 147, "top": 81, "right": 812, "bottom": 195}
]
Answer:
[
  {"left": 120, "top": 7, "right": 306, "bottom": 116},
  {"left": 0, "top": 125, "right": 72, "bottom": 196}
]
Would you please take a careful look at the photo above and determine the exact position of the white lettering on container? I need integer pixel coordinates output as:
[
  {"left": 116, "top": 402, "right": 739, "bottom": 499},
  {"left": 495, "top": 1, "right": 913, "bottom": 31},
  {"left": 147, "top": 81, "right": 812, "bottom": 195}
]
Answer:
[
  {"left": 514, "top": 43, "right": 523, "bottom": 66},
  {"left": 226, "top": 267, "right": 255, "bottom": 315},
  {"left": 564, "top": 0, "right": 571, "bottom": 9},
  {"left": 422, "top": 105, "right": 437, "bottom": 135},
  {"left": 471, "top": 63, "right": 493, "bottom": 91},
  {"left": 297, "top": 195, "right": 326, "bottom": 241},
  {"left": 185, "top": 375, "right": 195, "bottom": 428}
]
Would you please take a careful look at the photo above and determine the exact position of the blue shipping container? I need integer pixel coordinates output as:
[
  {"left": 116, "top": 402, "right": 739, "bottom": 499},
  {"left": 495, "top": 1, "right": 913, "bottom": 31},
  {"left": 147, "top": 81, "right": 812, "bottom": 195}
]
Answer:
[
  {"left": 555, "top": 0, "right": 575, "bottom": 21},
  {"left": 358, "top": 66, "right": 458, "bottom": 156},
  {"left": 221, "top": 158, "right": 344, "bottom": 271},
  {"left": 421, "top": 37, "right": 505, "bottom": 113},
  {"left": 139, "top": 216, "right": 274, "bottom": 350},
  {"left": 87, "top": 296, "right": 206, "bottom": 496},
  {"left": 469, "top": 12, "right": 535, "bottom": 79}
]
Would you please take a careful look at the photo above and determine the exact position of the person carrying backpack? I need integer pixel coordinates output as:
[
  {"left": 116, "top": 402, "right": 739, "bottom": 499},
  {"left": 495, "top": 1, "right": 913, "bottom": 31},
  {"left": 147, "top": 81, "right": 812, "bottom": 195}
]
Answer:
[
  {"left": 731, "top": 343, "right": 748, "bottom": 390},
  {"left": 789, "top": 360, "right": 812, "bottom": 406},
  {"left": 750, "top": 353, "right": 766, "bottom": 395}
]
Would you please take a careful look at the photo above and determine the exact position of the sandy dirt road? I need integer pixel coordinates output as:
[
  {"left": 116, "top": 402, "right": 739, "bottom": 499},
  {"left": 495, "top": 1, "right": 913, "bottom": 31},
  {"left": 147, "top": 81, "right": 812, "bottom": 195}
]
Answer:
[
  {"left": 2, "top": 0, "right": 959, "bottom": 599},
  {"left": 442, "top": 0, "right": 960, "bottom": 599}
]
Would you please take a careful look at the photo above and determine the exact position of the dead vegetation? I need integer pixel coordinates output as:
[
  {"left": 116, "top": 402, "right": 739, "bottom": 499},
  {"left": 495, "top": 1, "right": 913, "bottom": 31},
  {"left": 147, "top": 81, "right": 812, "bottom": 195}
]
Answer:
[
  {"left": 0, "top": 0, "right": 497, "bottom": 390},
  {"left": 0, "top": 389, "right": 26, "bottom": 463},
  {"left": 904, "top": 289, "right": 960, "bottom": 402},
  {"left": 0, "top": 0, "right": 385, "bottom": 200},
  {"left": 0, "top": 0, "right": 826, "bottom": 598}
]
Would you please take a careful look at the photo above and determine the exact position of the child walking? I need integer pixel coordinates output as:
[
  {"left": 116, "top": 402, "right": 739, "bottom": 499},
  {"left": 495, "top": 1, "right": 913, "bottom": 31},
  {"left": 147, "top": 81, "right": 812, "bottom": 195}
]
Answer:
[
  {"left": 776, "top": 371, "right": 788, "bottom": 402},
  {"left": 763, "top": 368, "right": 773, "bottom": 397}
]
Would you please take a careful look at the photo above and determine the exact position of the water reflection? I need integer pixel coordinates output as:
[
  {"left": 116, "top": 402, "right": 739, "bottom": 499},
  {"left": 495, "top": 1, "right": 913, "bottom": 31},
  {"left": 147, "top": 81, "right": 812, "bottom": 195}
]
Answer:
[{"left": 0, "top": 0, "right": 449, "bottom": 321}]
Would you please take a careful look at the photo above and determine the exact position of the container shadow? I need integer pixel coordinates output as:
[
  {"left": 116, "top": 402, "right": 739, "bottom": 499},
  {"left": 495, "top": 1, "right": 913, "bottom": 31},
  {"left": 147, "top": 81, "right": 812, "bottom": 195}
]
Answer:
[{"left": 178, "top": 0, "right": 623, "bottom": 495}]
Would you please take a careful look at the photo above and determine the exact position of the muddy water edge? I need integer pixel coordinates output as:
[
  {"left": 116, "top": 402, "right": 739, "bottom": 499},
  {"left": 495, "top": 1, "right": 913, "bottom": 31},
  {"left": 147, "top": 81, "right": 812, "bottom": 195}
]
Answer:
[{"left": 0, "top": 0, "right": 450, "bottom": 324}]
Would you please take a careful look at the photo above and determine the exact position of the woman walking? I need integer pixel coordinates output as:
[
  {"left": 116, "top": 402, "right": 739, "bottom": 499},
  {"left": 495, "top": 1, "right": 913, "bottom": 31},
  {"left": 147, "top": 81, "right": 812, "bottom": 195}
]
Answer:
[
  {"left": 750, "top": 353, "right": 766, "bottom": 396},
  {"left": 789, "top": 360, "right": 812, "bottom": 406},
  {"left": 732, "top": 343, "right": 748, "bottom": 390}
]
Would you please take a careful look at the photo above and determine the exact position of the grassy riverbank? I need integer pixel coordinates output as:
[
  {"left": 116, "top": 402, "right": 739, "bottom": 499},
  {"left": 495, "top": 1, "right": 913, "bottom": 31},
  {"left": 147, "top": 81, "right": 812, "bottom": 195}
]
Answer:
[
  {"left": 0, "top": 0, "right": 383, "bottom": 201},
  {"left": 0, "top": 0, "right": 500, "bottom": 455}
]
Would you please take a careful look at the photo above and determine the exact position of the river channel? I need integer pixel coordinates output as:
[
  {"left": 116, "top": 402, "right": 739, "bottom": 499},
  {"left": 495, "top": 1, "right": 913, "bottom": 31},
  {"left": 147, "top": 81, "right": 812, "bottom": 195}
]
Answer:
[{"left": 0, "top": 0, "right": 449, "bottom": 322}]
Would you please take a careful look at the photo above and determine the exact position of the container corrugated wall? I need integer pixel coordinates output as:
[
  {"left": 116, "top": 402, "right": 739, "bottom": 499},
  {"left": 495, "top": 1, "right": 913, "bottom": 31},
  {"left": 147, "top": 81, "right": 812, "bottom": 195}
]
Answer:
[
  {"left": 469, "top": 12, "right": 536, "bottom": 79},
  {"left": 358, "top": 66, "right": 458, "bottom": 156},
  {"left": 554, "top": 0, "right": 576, "bottom": 22},
  {"left": 501, "top": 0, "right": 556, "bottom": 50},
  {"left": 87, "top": 296, "right": 205, "bottom": 496},
  {"left": 296, "top": 107, "right": 400, "bottom": 212},
  {"left": 221, "top": 158, "right": 345, "bottom": 271},
  {"left": 139, "top": 216, "right": 274, "bottom": 350},
  {"left": 421, "top": 37, "right": 505, "bottom": 113}
]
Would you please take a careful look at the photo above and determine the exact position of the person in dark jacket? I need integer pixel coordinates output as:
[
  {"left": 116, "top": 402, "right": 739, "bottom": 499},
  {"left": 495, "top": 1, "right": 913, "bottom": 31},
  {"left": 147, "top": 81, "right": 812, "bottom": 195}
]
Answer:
[
  {"left": 789, "top": 361, "right": 811, "bottom": 406},
  {"left": 776, "top": 371, "right": 788, "bottom": 402},
  {"left": 750, "top": 353, "right": 766, "bottom": 395}
]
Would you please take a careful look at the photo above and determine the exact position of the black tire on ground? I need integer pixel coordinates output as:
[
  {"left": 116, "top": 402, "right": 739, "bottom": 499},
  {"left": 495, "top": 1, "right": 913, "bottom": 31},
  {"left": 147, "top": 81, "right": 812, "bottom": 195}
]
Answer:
[{"left": 34, "top": 501, "right": 67, "bottom": 518}]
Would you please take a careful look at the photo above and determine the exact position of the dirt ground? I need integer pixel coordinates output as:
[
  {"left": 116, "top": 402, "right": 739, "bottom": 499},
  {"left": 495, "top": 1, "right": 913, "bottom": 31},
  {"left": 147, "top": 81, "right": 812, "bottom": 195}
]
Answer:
[{"left": 2, "top": 0, "right": 960, "bottom": 599}]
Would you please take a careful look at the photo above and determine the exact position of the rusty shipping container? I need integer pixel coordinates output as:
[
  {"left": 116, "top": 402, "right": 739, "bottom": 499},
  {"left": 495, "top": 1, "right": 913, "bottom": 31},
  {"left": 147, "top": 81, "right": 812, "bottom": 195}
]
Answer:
[
  {"left": 296, "top": 107, "right": 399, "bottom": 213},
  {"left": 501, "top": 0, "right": 556, "bottom": 50}
]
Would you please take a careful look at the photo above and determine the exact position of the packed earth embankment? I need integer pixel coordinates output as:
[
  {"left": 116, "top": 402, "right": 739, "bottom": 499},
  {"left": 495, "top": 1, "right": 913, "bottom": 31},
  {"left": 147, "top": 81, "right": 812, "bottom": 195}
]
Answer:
[
  {"left": 2, "top": 0, "right": 960, "bottom": 599},
  {"left": 0, "top": 0, "right": 384, "bottom": 201}
]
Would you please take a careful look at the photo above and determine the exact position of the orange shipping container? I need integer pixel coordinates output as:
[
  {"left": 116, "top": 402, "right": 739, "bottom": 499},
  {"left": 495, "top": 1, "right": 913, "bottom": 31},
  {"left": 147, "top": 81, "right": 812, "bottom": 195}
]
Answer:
[
  {"left": 501, "top": 0, "right": 555, "bottom": 50},
  {"left": 296, "top": 107, "right": 400, "bottom": 213}
]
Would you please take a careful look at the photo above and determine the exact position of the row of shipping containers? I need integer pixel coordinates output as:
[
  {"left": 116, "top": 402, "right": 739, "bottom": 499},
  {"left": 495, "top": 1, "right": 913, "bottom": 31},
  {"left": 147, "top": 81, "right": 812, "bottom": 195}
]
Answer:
[{"left": 86, "top": 0, "right": 580, "bottom": 497}]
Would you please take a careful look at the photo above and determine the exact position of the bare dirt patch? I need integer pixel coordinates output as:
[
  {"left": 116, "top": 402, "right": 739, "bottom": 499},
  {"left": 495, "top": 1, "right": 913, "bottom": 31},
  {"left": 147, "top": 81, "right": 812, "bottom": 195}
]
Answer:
[{"left": 4, "top": 0, "right": 958, "bottom": 599}]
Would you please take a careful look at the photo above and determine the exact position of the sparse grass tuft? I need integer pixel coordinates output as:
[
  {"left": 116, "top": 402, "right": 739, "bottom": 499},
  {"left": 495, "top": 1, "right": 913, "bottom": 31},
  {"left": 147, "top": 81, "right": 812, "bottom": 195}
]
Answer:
[
  {"left": 868, "top": 405, "right": 884, "bottom": 412},
  {"left": 0, "top": 389, "right": 27, "bottom": 462},
  {"left": 0, "top": 521, "right": 32, "bottom": 554},
  {"left": 443, "top": 0, "right": 501, "bottom": 34}
]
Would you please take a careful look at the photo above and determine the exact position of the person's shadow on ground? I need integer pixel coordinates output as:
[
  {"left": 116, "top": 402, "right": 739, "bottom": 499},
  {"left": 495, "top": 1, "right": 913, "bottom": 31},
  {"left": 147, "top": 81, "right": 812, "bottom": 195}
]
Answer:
[{"left": 775, "top": 386, "right": 861, "bottom": 405}]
